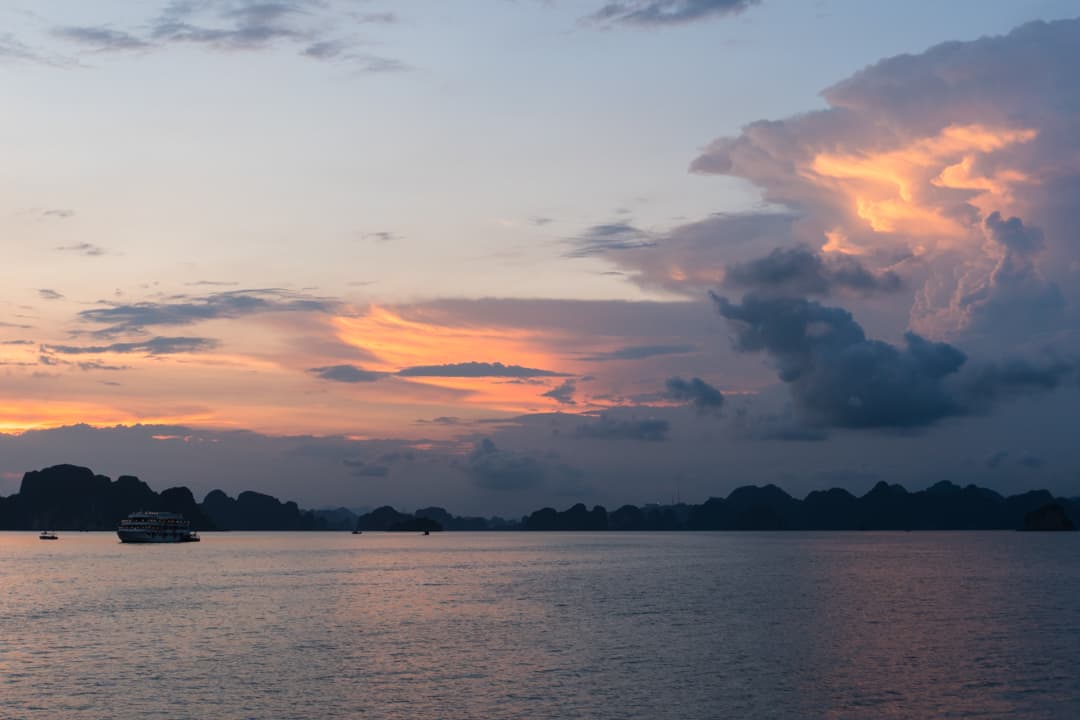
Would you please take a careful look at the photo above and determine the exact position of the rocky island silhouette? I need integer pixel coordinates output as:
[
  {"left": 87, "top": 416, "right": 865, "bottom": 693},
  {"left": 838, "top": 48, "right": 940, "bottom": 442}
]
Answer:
[{"left": 1, "top": 464, "right": 1076, "bottom": 532}]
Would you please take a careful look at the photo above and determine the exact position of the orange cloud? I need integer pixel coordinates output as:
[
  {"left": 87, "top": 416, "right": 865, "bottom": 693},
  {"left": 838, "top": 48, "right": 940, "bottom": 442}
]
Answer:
[
  {"left": 820, "top": 229, "right": 864, "bottom": 256},
  {"left": 808, "top": 124, "right": 1037, "bottom": 243},
  {"left": 333, "top": 305, "right": 575, "bottom": 412}
]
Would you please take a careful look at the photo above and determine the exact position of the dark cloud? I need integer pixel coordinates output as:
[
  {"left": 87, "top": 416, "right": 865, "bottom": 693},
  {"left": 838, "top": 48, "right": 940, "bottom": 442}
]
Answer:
[
  {"left": 565, "top": 222, "right": 655, "bottom": 258},
  {"left": 574, "top": 416, "right": 669, "bottom": 441},
  {"left": 665, "top": 376, "right": 724, "bottom": 414},
  {"left": 530, "top": 216, "right": 554, "bottom": 227},
  {"left": 415, "top": 416, "right": 463, "bottom": 426},
  {"left": 580, "top": 344, "right": 696, "bottom": 362},
  {"left": 0, "top": 321, "right": 33, "bottom": 330},
  {"left": 398, "top": 362, "right": 569, "bottom": 378},
  {"left": 0, "top": 339, "right": 34, "bottom": 346},
  {"left": 714, "top": 292, "right": 966, "bottom": 428},
  {"left": 542, "top": 380, "right": 576, "bottom": 405},
  {"left": 43, "top": 336, "right": 219, "bottom": 355},
  {"left": 585, "top": 0, "right": 760, "bottom": 27},
  {"left": 725, "top": 246, "right": 902, "bottom": 297},
  {"left": 715, "top": 291, "right": 1080, "bottom": 428},
  {"left": 76, "top": 360, "right": 129, "bottom": 372},
  {"left": 78, "top": 288, "right": 335, "bottom": 336},
  {"left": 55, "top": 243, "right": 105, "bottom": 257},
  {"left": 986, "top": 450, "right": 1009, "bottom": 469},
  {"left": 53, "top": 26, "right": 152, "bottom": 52},
  {"left": 309, "top": 365, "right": 385, "bottom": 383},
  {"left": 37, "top": 289, "right": 64, "bottom": 301},
  {"left": 466, "top": 438, "right": 547, "bottom": 491}
]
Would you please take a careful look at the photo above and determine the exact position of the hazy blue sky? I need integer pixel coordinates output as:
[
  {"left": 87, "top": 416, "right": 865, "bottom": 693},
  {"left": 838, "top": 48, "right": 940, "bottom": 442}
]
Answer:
[{"left": 2, "top": 1, "right": 1079, "bottom": 513}]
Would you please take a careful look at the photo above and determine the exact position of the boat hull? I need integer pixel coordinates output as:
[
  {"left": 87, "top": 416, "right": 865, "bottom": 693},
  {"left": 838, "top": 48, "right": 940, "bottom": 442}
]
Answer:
[{"left": 117, "top": 530, "right": 200, "bottom": 543}]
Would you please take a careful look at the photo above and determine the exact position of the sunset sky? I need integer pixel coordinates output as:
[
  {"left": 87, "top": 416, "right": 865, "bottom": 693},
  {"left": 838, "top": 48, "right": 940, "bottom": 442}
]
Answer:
[{"left": 3, "top": 0, "right": 1080, "bottom": 514}]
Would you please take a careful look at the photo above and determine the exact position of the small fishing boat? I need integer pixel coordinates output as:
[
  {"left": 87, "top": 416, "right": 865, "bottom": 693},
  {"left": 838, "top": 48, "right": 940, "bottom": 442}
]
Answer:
[{"left": 39, "top": 530, "right": 58, "bottom": 540}]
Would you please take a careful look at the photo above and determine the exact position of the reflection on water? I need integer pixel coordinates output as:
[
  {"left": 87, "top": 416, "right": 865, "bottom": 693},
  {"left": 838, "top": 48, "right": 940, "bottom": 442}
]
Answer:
[{"left": 2, "top": 531, "right": 1078, "bottom": 719}]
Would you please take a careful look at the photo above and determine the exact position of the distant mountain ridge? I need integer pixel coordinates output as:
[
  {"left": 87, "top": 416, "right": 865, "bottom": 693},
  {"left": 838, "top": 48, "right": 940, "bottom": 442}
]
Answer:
[
  {"left": 0, "top": 464, "right": 321, "bottom": 531},
  {"left": 0, "top": 464, "right": 1076, "bottom": 531}
]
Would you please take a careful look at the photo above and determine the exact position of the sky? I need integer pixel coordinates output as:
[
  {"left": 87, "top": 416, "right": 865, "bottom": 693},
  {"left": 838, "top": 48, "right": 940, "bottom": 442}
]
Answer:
[{"left": 3, "top": 0, "right": 1080, "bottom": 514}]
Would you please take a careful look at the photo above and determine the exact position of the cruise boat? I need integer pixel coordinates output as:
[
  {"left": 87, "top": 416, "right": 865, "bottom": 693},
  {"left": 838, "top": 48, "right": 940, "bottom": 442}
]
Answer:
[
  {"left": 39, "top": 530, "right": 58, "bottom": 540},
  {"left": 117, "top": 511, "right": 200, "bottom": 543}
]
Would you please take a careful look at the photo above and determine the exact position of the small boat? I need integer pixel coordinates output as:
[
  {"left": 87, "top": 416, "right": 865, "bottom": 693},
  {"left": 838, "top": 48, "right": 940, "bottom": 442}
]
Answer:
[
  {"left": 423, "top": 530, "right": 430, "bottom": 536},
  {"left": 351, "top": 529, "right": 363, "bottom": 535},
  {"left": 39, "top": 530, "right": 58, "bottom": 540}
]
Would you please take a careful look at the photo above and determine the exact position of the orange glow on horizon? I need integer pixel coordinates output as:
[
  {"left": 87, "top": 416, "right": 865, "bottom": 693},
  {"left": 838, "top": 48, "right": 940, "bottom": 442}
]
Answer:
[{"left": 0, "top": 401, "right": 221, "bottom": 435}]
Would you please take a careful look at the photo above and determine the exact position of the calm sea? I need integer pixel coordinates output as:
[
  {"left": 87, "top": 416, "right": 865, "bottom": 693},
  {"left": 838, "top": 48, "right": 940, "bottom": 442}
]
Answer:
[{"left": 2, "top": 531, "right": 1079, "bottom": 719}]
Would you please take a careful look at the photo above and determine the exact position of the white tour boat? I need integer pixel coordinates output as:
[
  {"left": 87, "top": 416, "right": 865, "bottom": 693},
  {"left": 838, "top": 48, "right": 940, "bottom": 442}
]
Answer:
[{"left": 117, "top": 511, "right": 201, "bottom": 543}]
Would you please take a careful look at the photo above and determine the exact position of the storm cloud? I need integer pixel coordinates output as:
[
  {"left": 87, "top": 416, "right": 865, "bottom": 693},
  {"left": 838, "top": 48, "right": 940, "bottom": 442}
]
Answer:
[
  {"left": 714, "top": 291, "right": 1079, "bottom": 429},
  {"left": 724, "top": 246, "right": 902, "bottom": 297},
  {"left": 689, "top": 19, "right": 1080, "bottom": 343},
  {"left": 665, "top": 376, "right": 725, "bottom": 414},
  {"left": 713, "top": 292, "right": 966, "bottom": 428}
]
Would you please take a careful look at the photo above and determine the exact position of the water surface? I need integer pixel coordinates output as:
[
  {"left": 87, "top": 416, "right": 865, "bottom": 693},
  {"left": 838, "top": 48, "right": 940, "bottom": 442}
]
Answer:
[{"left": 2, "top": 531, "right": 1078, "bottom": 719}]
